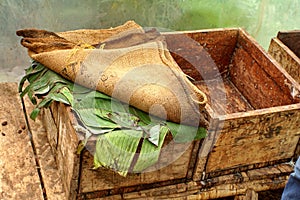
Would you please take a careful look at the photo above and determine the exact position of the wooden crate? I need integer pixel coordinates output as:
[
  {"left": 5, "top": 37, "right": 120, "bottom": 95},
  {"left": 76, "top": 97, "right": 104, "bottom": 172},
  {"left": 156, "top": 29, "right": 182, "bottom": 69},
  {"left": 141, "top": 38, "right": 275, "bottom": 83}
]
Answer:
[
  {"left": 41, "top": 28, "right": 300, "bottom": 199},
  {"left": 164, "top": 28, "right": 300, "bottom": 180},
  {"left": 268, "top": 30, "right": 300, "bottom": 84},
  {"left": 42, "top": 101, "right": 200, "bottom": 200}
]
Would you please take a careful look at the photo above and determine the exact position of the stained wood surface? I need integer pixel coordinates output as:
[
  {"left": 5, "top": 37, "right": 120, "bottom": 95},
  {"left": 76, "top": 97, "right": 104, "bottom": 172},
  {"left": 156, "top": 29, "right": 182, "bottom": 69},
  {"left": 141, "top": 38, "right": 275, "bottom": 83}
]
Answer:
[
  {"left": 206, "top": 105, "right": 300, "bottom": 173},
  {"left": 164, "top": 29, "right": 238, "bottom": 81},
  {"left": 237, "top": 29, "right": 300, "bottom": 101},
  {"left": 119, "top": 163, "right": 291, "bottom": 199},
  {"left": 195, "top": 79, "right": 253, "bottom": 115},
  {"left": 42, "top": 102, "right": 80, "bottom": 200},
  {"left": 269, "top": 38, "right": 300, "bottom": 84},
  {"left": 277, "top": 30, "right": 300, "bottom": 58},
  {"left": 230, "top": 47, "right": 295, "bottom": 109},
  {"left": 0, "top": 83, "right": 43, "bottom": 200},
  {"left": 234, "top": 190, "right": 258, "bottom": 200}
]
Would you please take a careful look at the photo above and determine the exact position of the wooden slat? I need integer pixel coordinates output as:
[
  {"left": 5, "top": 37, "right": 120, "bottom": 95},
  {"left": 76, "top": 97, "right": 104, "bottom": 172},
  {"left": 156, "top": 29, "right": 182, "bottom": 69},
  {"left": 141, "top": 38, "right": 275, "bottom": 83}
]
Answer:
[
  {"left": 121, "top": 172, "right": 288, "bottom": 200},
  {"left": 234, "top": 190, "right": 258, "bottom": 200},
  {"left": 25, "top": 103, "right": 66, "bottom": 199},
  {"left": 206, "top": 106, "right": 300, "bottom": 173},
  {"left": 238, "top": 29, "right": 300, "bottom": 100},
  {"left": 277, "top": 30, "right": 300, "bottom": 58},
  {"left": 268, "top": 38, "right": 300, "bottom": 84},
  {"left": 230, "top": 47, "right": 294, "bottom": 109},
  {"left": 0, "top": 83, "right": 43, "bottom": 200},
  {"left": 164, "top": 29, "right": 238, "bottom": 81},
  {"left": 79, "top": 141, "right": 194, "bottom": 193},
  {"left": 42, "top": 102, "right": 81, "bottom": 200}
]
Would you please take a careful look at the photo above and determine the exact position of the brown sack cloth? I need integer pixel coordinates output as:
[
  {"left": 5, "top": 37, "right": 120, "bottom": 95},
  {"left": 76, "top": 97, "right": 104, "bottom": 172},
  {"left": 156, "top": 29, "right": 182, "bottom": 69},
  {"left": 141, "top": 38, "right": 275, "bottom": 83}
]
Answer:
[{"left": 17, "top": 21, "right": 208, "bottom": 127}]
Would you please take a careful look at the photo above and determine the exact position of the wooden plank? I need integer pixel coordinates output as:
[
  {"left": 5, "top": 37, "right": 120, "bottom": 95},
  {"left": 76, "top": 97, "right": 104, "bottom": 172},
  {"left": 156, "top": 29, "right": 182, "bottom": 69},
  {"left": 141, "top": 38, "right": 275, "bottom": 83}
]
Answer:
[
  {"left": 195, "top": 79, "right": 253, "bottom": 115},
  {"left": 79, "top": 141, "right": 194, "bottom": 193},
  {"left": 187, "top": 177, "right": 287, "bottom": 200},
  {"left": 234, "top": 190, "right": 258, "bottom": 200},
  {"left": 25, "top": 100, "right": 66, "bottom": 200},
  {"left": 268, "top": 38, "right": 300, "bottom": 84},
  {"left": 237, "top": 29, "right": 300, "bottom": 100},
  {"left": 164, "top": 29, "right": 238, "bottom": 81},
  {"left": 41, "top": 102, "right": 80, "bottom": 200},
  {"left": 230, "top": 47, "right": 294, "bottom": 109},
  {"left": 206, "top": 106, "right": 300, "bottom": 173},
  {"left": 277, "top": 30, "right": 300, "bottom": 58},
  {"left": 0, "top": 82, "right": 43, "bottom": 200},
  {"left": 193, "top": 118, "right": 220, "bottom": 181}
]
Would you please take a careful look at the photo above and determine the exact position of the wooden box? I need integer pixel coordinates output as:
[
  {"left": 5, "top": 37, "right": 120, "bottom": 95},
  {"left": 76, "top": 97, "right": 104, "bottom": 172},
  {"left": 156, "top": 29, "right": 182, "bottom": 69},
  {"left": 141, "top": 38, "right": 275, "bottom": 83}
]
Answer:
[
  {"left": 268, "top": 30, "right": 300, "bottom": 84},
  {"left": 43, "top": 102, "right": 200, "bottom": 200},
  {"left": 164, "top": 28, "right": 300, "bottom": 180},
  {"left": 42, "top": 28, "right": 300, "bottom": 199}
]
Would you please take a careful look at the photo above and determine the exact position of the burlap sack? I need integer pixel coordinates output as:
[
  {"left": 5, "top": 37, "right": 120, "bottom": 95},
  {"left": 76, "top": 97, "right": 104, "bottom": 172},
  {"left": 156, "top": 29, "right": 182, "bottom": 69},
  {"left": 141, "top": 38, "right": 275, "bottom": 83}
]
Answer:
[{"left": 17, "top": 21, "right": 208, "bottom": 127}]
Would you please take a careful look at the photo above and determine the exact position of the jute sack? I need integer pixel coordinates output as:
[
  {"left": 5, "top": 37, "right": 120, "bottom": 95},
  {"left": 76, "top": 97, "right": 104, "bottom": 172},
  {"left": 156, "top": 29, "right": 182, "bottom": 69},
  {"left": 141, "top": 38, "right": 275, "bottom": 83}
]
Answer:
[{"left": 17, "top": 21, "right": 208, "bottom": 127}]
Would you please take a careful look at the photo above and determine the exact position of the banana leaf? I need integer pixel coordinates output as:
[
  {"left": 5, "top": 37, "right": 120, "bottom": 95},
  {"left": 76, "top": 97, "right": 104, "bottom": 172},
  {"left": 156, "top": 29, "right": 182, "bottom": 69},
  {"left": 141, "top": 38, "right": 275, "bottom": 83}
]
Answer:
[{"left": 20, "top": 61, "right": 207, "bottom": 176}]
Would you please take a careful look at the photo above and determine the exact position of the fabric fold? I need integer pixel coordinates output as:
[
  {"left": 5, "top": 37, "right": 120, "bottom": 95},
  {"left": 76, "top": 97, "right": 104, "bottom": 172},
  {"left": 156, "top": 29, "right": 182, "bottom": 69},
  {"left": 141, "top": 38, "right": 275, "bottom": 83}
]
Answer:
[{"left": 17, "top": 21, "right": 208, "bottom": 127}]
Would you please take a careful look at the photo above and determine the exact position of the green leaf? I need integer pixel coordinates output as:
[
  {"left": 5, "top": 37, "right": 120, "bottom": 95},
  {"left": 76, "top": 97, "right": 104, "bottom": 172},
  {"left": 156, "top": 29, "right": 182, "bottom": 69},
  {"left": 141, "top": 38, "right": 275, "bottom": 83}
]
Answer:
[
  {"left": 73, "top": 108, "right": 120, "bottom": 129},
  {"left": 133, "top": 126, "right": 168, "bottom": 172},
  {"left": 166, "top": 122, "right": 206, "bottom": 143},
  {"left": 129, "top": 107, "right": 152, "bottom": 125},
  {"left": 30, "top": 107, "right": 40, "bottom": 120},
  {"left": 107, "top": 112, "right": 140, "bottom": 129},
  {"left": 59, "top": 87, "right": 74, "bottom": 106},
  {"left": 147, "top": 124, "right": 161, "bottom": 146},
  {"left": 94, "top": 129, "right": 143, "bottom": 176}
]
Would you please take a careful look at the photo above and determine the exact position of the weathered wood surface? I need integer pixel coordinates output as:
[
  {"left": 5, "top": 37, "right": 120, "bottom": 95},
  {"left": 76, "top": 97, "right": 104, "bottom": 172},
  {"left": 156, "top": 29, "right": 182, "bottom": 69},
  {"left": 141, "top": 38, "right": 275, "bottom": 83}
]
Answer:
[
  {"left": 195, "top": 79, "right": 254, "bottom": 115},
  {"left": 43, "top": 101, "right": 197, "bottom": 199},
  {"left": 42, "top": 103, "right": 80, "bottom": 200},
  {"left": 237, "top": 29, "right": 300, "bottom": 96},
  {"left": 206, "top": 105, "right": 300, "bottom": 174},
  {"left": 164, "top": 29, "right": 238, "bottom": 81},
  {"left": 24, "top": 99, "right": 66, "bottom": 200},
  {"left": 119, "top": 163, "right": 291, "bottom": 199},
  {"left": 36, "top": 28, "right": 299, "bottom": 199},
  {"left": 191, "top": 28, "right": 300, "bottom": 180},
  {"left": 234, "top": 190, "right": 258, "bottom": 200},
  {"left": 0, "top": 83, "right": 43, "bottom": 200},
  {"left": 269, "top": 37, "right": 300, "bottom": 84},
  {"left": 277, "top": 30, "right": 300, "bottom": 58}
]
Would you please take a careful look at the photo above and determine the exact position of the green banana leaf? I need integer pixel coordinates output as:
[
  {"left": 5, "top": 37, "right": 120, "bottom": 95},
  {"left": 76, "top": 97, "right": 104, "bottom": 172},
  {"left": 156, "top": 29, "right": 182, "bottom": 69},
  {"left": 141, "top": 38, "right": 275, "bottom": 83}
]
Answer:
[{"left": 20, "top": 61, "right": 207, "bottom": 176}]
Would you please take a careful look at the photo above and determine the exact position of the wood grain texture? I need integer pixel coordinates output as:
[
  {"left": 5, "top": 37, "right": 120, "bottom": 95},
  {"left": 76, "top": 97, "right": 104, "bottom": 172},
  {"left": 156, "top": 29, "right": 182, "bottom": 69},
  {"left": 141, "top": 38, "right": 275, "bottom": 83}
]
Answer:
[
  {"left": 44, "top": 101, "right": 197, "bottom": 199},
  {"left": 269, "top": 38, "right": 300, "bottom": 84},
  {"left": 42, "top": 102, "right": 81, "bottom": 200},
  {"left": 26, "top": 106, "right": 66, "bottom": 199},
  {"left": 230, "top": 47, "right": 294, "bottom": 109},
  {"left": 0, "top": 83, "right": 43, "bottom": 200},
  {"left": 195, "top": 79, "right": 253, "bottom": 115},
  {"left": 206, "top": 105, "right": 300, "bottom": 173},
  {"left": 237, "top": 29, "right": 300, "bottom": 101},
  {"left": 164, "top": 29, "right": 238, "bottom": 81},
  {"left": 118, "top": 163, "right": 291, "bottom": 199},
  {"left": 277, "top": 30, "right": 300, "bottom": 58}
]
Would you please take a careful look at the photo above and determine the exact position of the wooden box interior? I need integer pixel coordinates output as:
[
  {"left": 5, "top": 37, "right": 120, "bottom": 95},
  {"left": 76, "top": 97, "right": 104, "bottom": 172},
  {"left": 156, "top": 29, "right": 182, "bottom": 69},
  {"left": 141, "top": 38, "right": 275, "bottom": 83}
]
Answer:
[
  {"left": 165, "top": 28, "right": 300, "bottom": 117},
  {"left": 277, "top": 31, "right": 300, "bottom": 58},
  {"left": 268, "top": 30, "right": 300, "bottom": 84},
  {"left": 165, "top": 28, "right": 300, "bottom": 177}
]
